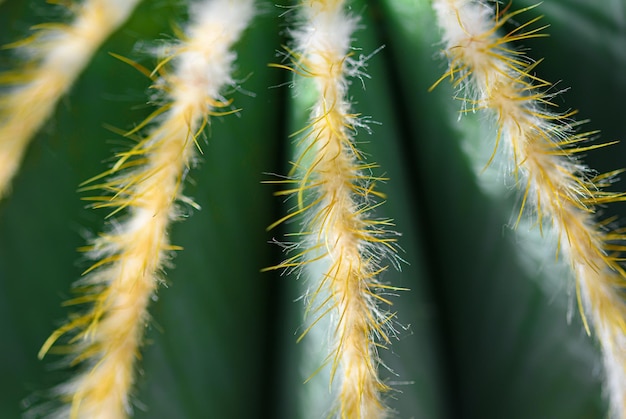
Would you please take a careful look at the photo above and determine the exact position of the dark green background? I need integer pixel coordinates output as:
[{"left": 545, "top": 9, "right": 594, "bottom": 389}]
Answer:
[{"left": 0, "top": 0, "right": 624, "bottom": 417}]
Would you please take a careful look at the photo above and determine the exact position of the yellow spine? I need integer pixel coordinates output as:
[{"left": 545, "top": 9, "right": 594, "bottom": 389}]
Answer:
[
  {"left": 38, "top": 0, "right": 255, "bottom": 417},
  {"left": 432, "top": 1, "right": 626, "bottom": 416},
  {"left": 0, "top": 0, "right": 141, "bottom": 197},
  {"left": 269, "top": 0, "right": 398, "bottom": 417}
]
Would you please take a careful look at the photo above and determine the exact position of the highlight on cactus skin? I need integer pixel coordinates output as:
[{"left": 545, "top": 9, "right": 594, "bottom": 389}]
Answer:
[{"left": 1, "top": 0, "right": 625, "bottom": 418}]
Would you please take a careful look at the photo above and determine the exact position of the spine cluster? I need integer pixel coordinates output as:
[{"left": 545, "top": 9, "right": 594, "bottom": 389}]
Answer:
[
  {"left": 0, "top": 0, "right": 141, "bottom": 197},
  {"left": 432, "top": 1, "right": 626, "bottom": 416},
  {"left": 269, "top": 0, "right": 398, "bottom": 417},
  {"left": 38, "top": 0, "right": 254, "bottom": 417}
]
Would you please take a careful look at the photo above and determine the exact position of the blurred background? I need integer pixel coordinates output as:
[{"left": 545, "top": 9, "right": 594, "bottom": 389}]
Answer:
[{"left": 0, "top": 0, "right": 625, "bottom": 417}]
